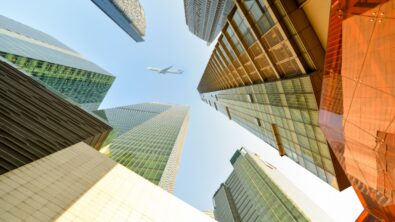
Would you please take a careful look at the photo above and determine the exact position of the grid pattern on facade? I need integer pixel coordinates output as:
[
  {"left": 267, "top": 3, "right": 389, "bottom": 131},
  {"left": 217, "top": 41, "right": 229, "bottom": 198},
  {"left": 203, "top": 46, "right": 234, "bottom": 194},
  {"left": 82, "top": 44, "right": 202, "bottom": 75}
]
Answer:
[
  {"left": 0, "top": 58, "right": 111, "bottom": 175},
  {"left": 197, "top": 0, "right": 325, "bottom": 94},
  {"left": 0, "top": 16, "right": 112, "bottom": 75},
  {"left": 0, "top": 15, "right": 115, "bottom": 111},
  {"left": 109, "top": 106, "right": 189, "bottom": 191},
  {"left": 197, "top": 0, "right": 350, "bottom": 190},
  {"left": 112, "top": 0, "right": 146, "bottom": 35},
  {"left": 0, "top": 15, "right": 73, "bottom": 51},
  {"left": 1, "top": 52, "right": 115, "bottom": 111},
  {"left": 93, "top": 103, "right": 172, "bottom": 139},
  {"left": 184, "top": 0, "right": 234, "bottom": 43},
  {"left": 96, "top": 103, "right": 189, "bottom": 193},
  {"left": 213, "top": 184, "right": 240, "bottom": 222},
  {"left": 213, "top": 149, "right": 309, "bottom": 222},
  {"left": 0, "top": 142, "right": 216, "bottom": 222},
  {"left": 319, "top": 0, "right": 395, "bottom": 220},
  {"left": 201, "top": 75, "right": 345, "bottom": 190}
]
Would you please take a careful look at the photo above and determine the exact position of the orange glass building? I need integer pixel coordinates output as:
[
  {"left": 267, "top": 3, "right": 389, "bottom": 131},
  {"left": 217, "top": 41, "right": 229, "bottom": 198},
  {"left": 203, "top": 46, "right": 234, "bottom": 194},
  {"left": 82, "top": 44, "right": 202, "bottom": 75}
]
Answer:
[{"left": 319, "top": 0, "right": 395, "bottom": 220}]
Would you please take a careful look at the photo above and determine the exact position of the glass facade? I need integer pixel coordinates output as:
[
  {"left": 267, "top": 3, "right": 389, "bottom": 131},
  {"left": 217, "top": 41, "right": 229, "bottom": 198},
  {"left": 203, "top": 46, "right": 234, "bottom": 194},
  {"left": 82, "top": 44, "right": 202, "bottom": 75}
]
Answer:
[
  {"left": 213, "top": 148, "right": 309, "bottom": 222},
  {"left": 93, "top": 103, "right": 172, "bottom": 139},
  {"left": 184, "top": 0, "right": 234, "bottom": 43},
  {"left": 319, "top": 0, "right": 395, "bottom": 220},
  {"left": 213, "top": 184, "right": 240, "bottom": 222},
  {"left": 201, "top": 75, "right": 344, "bottom": 189},
  {"left": 197, "top": 0, "right": 349, "bottom": 190},
  {"left": 93, "top": 103, "right": 190, "bottom": 193},
  {"left": 0, "top": 15, "right": 115, "bottom": 111}
]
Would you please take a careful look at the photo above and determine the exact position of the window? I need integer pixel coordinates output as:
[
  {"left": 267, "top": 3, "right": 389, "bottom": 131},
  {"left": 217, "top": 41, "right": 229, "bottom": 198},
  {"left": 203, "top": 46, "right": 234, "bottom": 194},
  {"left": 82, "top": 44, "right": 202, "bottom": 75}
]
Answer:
[
  {"left": 222, "top": 38, "right": 236, "bottom": 60},
  {"left": 36, "top": 61, "right": 43, "bottom": 69},
  {"left": 226, "top": 27, "right": 243, "bottom": 54},
  {"left": 250, "top": 2, "right": 263, "bottom": 21},
  {"left": 232, "top": 9, "right": 256, "bottom": 46},
  {"left": 255, "top": 118, "right": 261, "bottom": 127},
  {"left": 322, "top": 158, "right": 335, "bottom": 174},
  {"left": 225, "top": 107, "right": 232, "bottom": 120},
  {"left": 10, "top": 55, "right": 17, "bottom": 63},
  {"left": 257, "top": 15, "right": 274, "bottom": 34},
  {"left": 244, "top": 2, "right": 274, "bottom": 35},
  {"left": 246, "top": 94, "right": 254, "bottom": 103},
  {"left": 214, "top": 102, "right": 218, "bottom": 111}
]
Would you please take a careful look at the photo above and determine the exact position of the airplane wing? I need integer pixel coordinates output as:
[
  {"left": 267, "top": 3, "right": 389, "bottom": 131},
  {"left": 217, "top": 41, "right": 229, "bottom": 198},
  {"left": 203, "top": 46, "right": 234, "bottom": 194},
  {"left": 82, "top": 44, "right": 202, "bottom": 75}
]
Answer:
[
  {"left": 160, "top": 66, "right": 173, "bottom": 73},
  {"left": 147, "top": 67, "right": 162, "bottom": 72},
  {"left": 165, "top": 69, "right": 183, "bottom": 74}
]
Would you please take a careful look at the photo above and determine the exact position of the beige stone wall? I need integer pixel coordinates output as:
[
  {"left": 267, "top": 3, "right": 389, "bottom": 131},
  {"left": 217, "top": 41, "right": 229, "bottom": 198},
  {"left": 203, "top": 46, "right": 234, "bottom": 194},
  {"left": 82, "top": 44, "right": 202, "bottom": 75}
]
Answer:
[
  {"left": 301, "top": 0, "right": 331, "bottom": 49},
  {"left": 0, "top": 142, "right": 216, "bottom": 222}
]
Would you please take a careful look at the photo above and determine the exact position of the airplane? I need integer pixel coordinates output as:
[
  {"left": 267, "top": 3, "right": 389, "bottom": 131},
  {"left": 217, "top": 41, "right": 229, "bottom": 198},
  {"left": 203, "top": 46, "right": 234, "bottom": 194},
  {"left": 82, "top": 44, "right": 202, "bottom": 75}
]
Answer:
[{"left": 147, "top": 66, "right": 183, "bottom": 75}]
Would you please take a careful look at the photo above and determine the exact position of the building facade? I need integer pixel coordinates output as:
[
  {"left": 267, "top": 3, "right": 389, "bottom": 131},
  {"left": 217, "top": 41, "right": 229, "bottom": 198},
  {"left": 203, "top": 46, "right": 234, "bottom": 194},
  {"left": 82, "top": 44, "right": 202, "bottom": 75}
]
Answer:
[
  {"left": 0, "top": 142, "right": 217, "bottom": 222},
  {"left": 0, "top": 56, "right": 213, "bottom": 222},
  {"left": 0, "top": 15, "right": 115, "bottom": 111},
  {"left": 184, "top": 0, "right": 234, "bottom": 43},
  {"left": 93, "top": 103, "right": 190, "bottom": 192},
  {"left": 203, "top": 210, "right": 215, "bottom": 219},
  {"left": 213, "top": 148, "right": 331, "bottom": 222},
  {"left": 197, "top": 0, "right": 349, "bottom": 190},
  {"left": 319, "top": 0, "right": 395, "bottom": 220},
  {"left": 91, "top": 0, "right": 146, "bottom": 42},
  {"left": 0, "top": 36, "right": 212, "bottom": 222},
  {"left": 0, "top": 57, "right": 112, "bottom": 175}
]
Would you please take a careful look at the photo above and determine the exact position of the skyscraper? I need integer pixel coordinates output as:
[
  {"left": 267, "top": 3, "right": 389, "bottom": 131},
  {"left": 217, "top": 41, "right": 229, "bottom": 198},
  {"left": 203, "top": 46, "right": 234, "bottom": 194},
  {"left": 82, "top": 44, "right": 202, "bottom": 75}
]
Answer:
[
  {"left": 0, "top": 56, "right": 111, "bottom": 175},
  {"left": 0, "top": 15, "right": 115, "bottom": 111},
  {"left": 197, "top": 0, "right": 349, "bottom": 190},
  {"left": 213, "top": 148, "right": 331, "bottom": 222},
  {"left": 0, "top": 58, "right": 215, "bottom": 222},
  {"left": 93, "top": 103, "right": 189, "bottom": 192},
  {"left": 319, "top": 0, "right": 395, "bottom": 220},
  {"left": 91, "top": 0, "right": 146, "bottom": 42},
  {"left": 184, "top": 0, "right": 234, "bottom": 43}
]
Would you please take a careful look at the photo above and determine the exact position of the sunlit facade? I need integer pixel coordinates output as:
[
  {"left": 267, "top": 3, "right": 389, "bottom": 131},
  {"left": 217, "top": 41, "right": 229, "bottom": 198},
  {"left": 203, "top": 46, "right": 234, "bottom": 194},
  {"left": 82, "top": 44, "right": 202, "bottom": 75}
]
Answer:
[
  {"left": 0, "top": 54, "right": 209, "bottom": 222},
  {"left": 213, "top": 148, "right": 331, "bottom": 222},
  {"left": 0, "top": 15, "right": 115, "bottom": 111},
  {"left": 197, "top": 0, "right": 349, "bottom": 190},
  {"left": 91, "top": 0, "right": 146, "bottom": 42},
  {"left": 318, "top": 0, "right": 395, "bottom": 220},
  {"left": 93, "top": 103, "right": 190, "bottom": 193},
  {"left": 0, "top": 142, "right": 216, "bottom": 222},
  {"left": 0, "top": 57, "right": 111, "bottom": 175}
]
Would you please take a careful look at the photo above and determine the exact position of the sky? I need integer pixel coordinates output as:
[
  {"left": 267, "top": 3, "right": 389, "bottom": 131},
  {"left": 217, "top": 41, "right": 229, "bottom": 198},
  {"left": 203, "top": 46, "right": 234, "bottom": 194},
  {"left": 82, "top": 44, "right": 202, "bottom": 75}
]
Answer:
[{"left": 1, "top": 0, "right": 363, "bottom": 221}]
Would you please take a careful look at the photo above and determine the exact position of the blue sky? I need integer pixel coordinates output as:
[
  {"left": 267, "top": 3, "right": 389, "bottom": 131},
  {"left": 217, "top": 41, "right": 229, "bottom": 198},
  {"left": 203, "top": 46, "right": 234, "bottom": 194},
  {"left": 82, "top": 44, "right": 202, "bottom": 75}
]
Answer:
[{"left": 1, "top": 0, "right": 363, "bottom": 221}]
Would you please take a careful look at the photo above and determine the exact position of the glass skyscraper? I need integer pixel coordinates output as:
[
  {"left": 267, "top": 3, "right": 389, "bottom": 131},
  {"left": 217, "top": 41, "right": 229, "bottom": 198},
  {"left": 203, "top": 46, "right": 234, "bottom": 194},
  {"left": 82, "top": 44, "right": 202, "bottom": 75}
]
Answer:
[
  {"left": 91, "top": 0, "right": 146, "bottom": 42},
  {"left": 184, "top": 0, "right": 234, "bottom": 43},
  {"left": 0, "top": 39, "right": 210, "bottom": 222},
  {"left": 93, "top": 103, "right": 190, "bottom": 192},
  {"left": 0, "top": 15, "right": 115, "bottom": 111},
  {"left": 197, "top": 0, "right": 349, "bottom": 190},
  {"left": 213, "top": 148, "right": 331, "bottom": 222}
]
